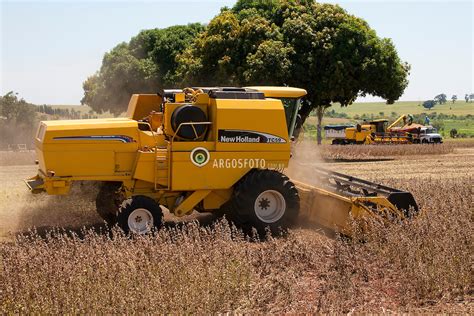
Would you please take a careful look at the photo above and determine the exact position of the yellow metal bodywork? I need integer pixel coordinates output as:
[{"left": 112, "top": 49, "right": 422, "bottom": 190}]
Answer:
[
  {"left": 127, "top": 94, "right": 162, "bottom": 120},
  {"left": 246, "top": 86, "right": 307, "bottom": 98},
  {"left": 295, "top": 181, "right": 404, "bottom": 236},
  {"left": 387, "top": 114, "right": 408, "bottom": 131},
  {"left": 345, "top": 119, "right": 411, "bottom": 145},
  {"left": 29, "top": 87, "right": 296, "bottom": 215},
  {"left": 27, "top": 86, "right": 413, "bottom": 235}
]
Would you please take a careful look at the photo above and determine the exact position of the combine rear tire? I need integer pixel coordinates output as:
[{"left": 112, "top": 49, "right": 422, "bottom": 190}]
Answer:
[
  {"left": 117, "top": 196, "right": 163, "bottom": 234},
  {"left": 230, "top": 169, "right": 299, "bottom": 236},
  {"left": 96, "top": 182, "right": 123, "bottom": 225}
]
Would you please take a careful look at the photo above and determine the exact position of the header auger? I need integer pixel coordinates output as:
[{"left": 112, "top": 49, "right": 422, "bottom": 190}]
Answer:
[{"left": 26, "top": 86, "right": 418, "bottom": 236}]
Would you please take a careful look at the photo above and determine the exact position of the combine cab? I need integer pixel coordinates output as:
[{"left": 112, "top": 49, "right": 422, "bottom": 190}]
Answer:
[{"left": 26, "top": 86, "right": 418, "bottom": 236}]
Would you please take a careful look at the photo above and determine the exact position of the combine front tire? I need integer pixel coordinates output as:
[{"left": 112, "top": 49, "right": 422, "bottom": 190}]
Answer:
[
  {"left": 117, "top": 196, "right": 163, "bottom": 234},
  {"left": 230, "top": 169, "right": 299, "bottom": 235},
  {"left": 96, "top": 182, "right": 123, "bottom": 225}
]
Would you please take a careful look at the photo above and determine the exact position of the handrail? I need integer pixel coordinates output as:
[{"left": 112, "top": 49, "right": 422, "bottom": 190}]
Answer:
[{"left": 171, "top": 121, "right": 212, "bottom": 143}]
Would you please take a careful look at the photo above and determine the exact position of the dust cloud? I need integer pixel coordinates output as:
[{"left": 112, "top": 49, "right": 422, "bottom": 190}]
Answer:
[
  {"left": 285, "top": 140, "right": 326, "bottom": 187},
  {"left": 285, "top": 141, "right": 337, "bottom": 233},
  {"left": 0, "top": 120, "right": 36, "bottom": 150},
  {"left": 0, "top": 160, "right": 102, "bottom": 240}
]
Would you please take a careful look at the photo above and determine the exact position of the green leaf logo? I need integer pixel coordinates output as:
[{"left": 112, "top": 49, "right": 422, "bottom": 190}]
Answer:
[{"left": 190, "top": 147, "right": 210, "bottom": 167}]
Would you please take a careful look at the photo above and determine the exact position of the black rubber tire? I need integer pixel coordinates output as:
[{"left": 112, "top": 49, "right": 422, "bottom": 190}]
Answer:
[
  {"left": 95, "top": 182, "right": 123, "bottom": 225},
  {"left": 229, "top": 169, "right": 300, "bottom": 236},
  {"left": 117, "top": 196, "right": 163, "bottom": 234}
]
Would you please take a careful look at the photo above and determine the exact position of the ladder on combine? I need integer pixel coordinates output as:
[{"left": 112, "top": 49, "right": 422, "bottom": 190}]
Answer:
[{"left": 155, "top": 146, "right": 170, "bottom": 190}]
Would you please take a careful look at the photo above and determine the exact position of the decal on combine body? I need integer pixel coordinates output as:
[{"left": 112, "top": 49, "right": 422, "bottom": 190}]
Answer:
[
  {"left": 53, "top": 135, "right": 135, "bottom": 143},
  {"left": 218, "top": 129, "right": 286, "bottom": 143}
]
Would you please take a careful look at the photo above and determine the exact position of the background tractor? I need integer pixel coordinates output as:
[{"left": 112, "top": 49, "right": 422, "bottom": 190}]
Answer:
[{"left": 327, "top": 114, "right": 443, "bottom": 145}]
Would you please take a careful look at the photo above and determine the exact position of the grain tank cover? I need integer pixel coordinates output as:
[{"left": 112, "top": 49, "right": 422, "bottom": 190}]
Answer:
[
  {"left": 127, "top": 94, "right": 163, "bottom": 121},
  {"left": 245, "top": 86, "right": 307, "bottom": 98},
  {"left": 209, "top": 89, "right": 265, "bottom": 100}
]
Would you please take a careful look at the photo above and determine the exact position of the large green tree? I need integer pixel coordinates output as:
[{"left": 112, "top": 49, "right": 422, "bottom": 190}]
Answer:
[
  {"left": 0, "top": 92, "right": 38, "bottom": 148},
  {"left": 81, "top": 23, "right": 204, "bottom": 115},
  {"left": 176, "top": 0, "right": 410, "bottom": 143}
]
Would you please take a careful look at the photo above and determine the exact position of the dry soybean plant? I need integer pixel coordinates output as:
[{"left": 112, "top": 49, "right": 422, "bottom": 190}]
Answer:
[
  {"left": 320, "top": 143, "right": 456, "bottom": 160},
  {"left": 0, "top": 178, "right": 472, "bottom": 313},
  {"left": 0, "top": 220, "right": 326, "bottom": 314},
  {"left": 318, "top": 177, "right": 473, "bottom": 313}
]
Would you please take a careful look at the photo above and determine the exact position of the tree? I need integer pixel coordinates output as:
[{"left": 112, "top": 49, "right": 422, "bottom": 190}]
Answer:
[
  {"left": 450, "top": 128, "right": 457, "bottom": 138},
  {"left": 451, "top": 94, "right": 457, "bottom": 103},
  {"left": 0, "top": 91, "right": 37, "bottom": 125},
  {"left": 176, "top": 0, "right": 410, "bottom": 144},
  {"left": 422, "top": 100, "right": 437, "bottom": 110},
  {"left": 81, "top": 24, "right": 204, "bottom": 115},
  {"left": 434, "top": 93, "right": 447, "bottom": 104},
  {"left": 0, "top": 92, "right": 38, "bottom": 148}
]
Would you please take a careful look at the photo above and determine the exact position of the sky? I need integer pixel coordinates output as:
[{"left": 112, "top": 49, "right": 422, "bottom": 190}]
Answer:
[{"left": 0, "top": 0, "right": 473, "bottom": 105}]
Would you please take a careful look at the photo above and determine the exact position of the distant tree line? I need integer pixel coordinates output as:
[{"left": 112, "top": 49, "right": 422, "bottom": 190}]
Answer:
[
  {"left": 35, "top": 105, "right": 97, "bottom": 120},
  {"left": 422, "top": 92, "right": 474, "bottom": 110},
  {"left": 0, "top": 92, "right": 98, "bottom": 149}
]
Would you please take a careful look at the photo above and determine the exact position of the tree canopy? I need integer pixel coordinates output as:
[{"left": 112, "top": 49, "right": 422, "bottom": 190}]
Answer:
[
  {"left": 0, "top": 91, "right": 37, "bottom": 125},
  {"left": 176, "top": 0, "right": 409, "bottom": 142},
  {"left": 434, "top": 93, "right": 447, "bottom": 104},
  {"left": 82, "top": 0, "right": 410, "bottom": 142},
  {"left": 0, "top": 92, "right": 38, "bottom": 148},
  {"left": 422, "top": 100, "right": 436, "bottom": 110},
  {"left": 81, "top": 23, "right": 204, "bottom": 115}
]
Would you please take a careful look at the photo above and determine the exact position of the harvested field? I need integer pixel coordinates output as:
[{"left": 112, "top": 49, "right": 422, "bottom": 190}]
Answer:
[
  {"left": 317, "top": 140, "right": 474, "bottom": 161},
  {"left": 0, "top": 150, "right": 36, "bottom": 166},
  {"left": 0, "top": 144, "right": 473, "bottom": 313}
]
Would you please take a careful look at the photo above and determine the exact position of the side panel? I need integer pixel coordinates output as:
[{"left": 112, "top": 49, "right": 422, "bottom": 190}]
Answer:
[
  {"left": 132, "top": 151, "right": 155, "bottom": 183},
  {"left": 171, "top": 150, "right": 289, "bottom": 190},
  {"left": 212, "top": 99, "right": 291, "bottom": 152},
  {"left": 43, "top": 150, "right": 115, "bottom": 176},
  {"left": 38, "top": 119, "right": 140, "bottom": 178},
  {"left": 126, "top": 94, "right": 163, "bottom": 121}
]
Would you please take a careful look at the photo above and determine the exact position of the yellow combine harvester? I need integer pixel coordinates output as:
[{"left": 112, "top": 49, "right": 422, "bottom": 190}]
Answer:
[
  {"left": 330, "top": 114, "right": 442, "bottom": 145},
  {"left": 26, "top": 87, "right": 418, "bottom": 235}
]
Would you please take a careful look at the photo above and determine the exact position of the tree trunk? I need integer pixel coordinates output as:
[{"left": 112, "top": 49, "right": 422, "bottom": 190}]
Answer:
[
  {"left": 316, "top": 106, "right": 325, "bottom": 145},
  {"left": 293, "top": 99, "right": 313, "bottom": 141}
]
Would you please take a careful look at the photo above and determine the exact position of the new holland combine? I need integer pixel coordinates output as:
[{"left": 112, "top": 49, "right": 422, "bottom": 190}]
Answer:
[
  {"left": 327, "top": 114, "right": 443, "bottom": 145},
  {"left": 26, "top": 87, "right": 418, "bottom": 235}
]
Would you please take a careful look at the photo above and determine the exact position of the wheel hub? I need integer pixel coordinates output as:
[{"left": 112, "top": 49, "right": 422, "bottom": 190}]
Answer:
[
  {"left": 258, "top": 198, "right": 270, "bottom": 210},
  {"left": 254, "top": 190, "right": 286, "bottom": 223},
  {"left": 128, "top": 208, "right": 153, "bottom": 234}
]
